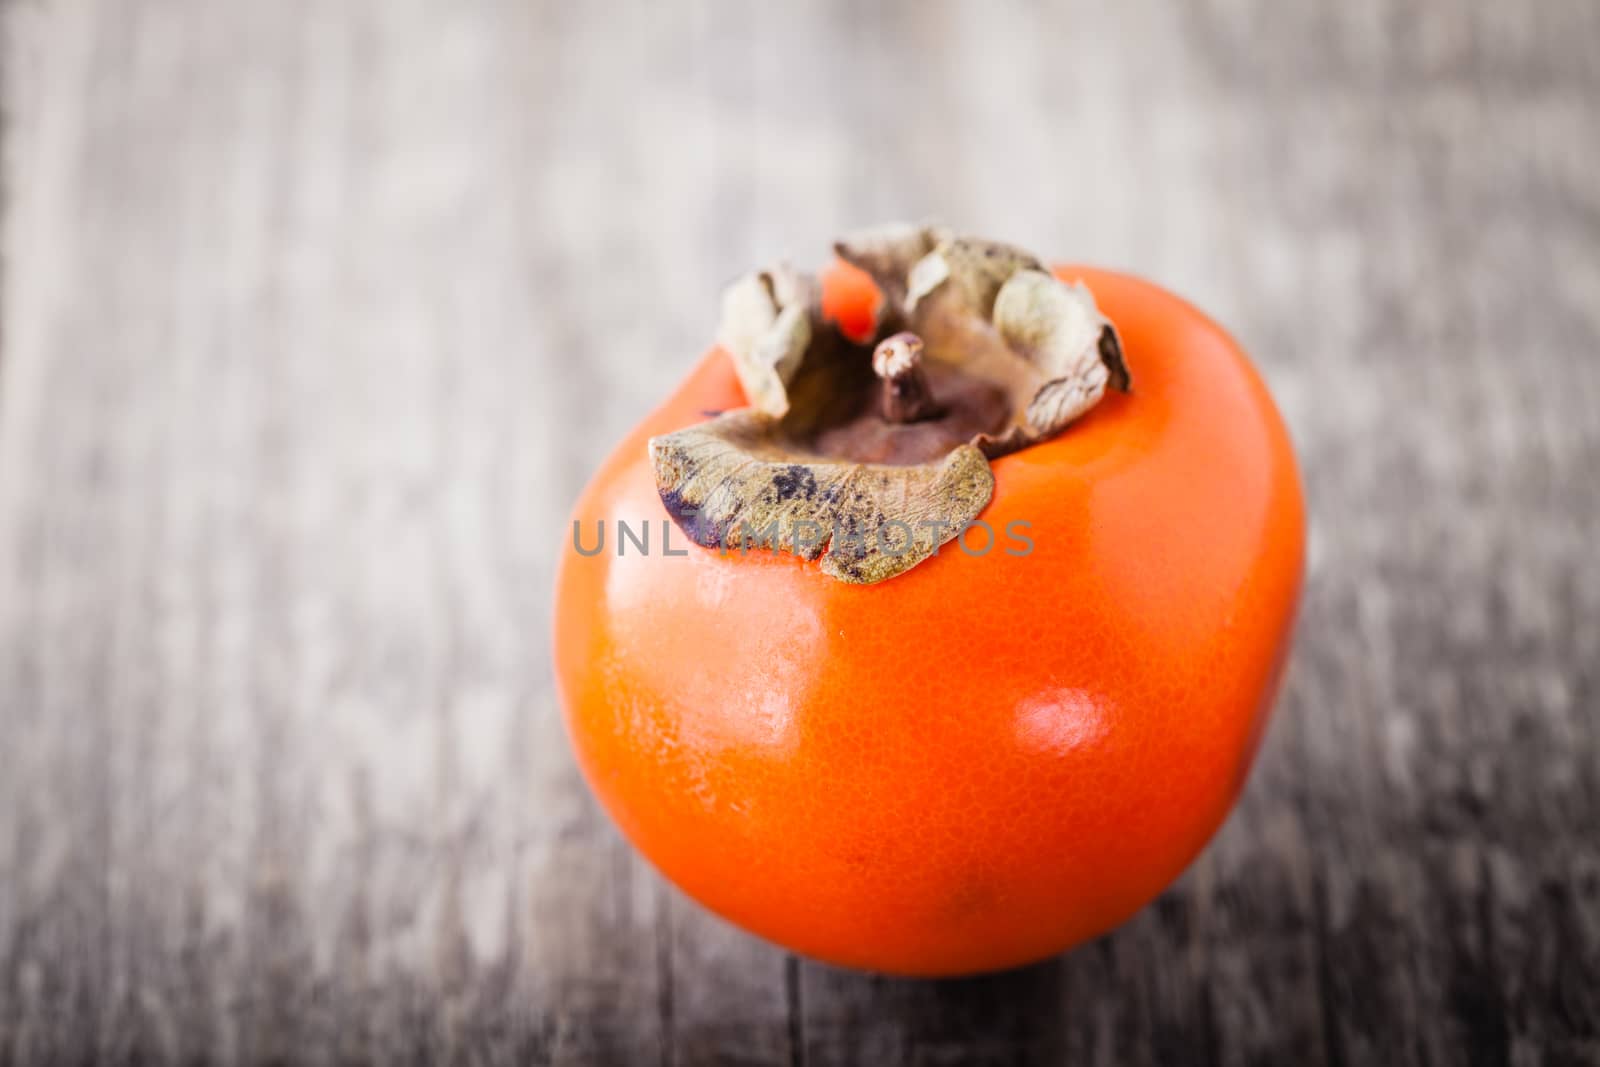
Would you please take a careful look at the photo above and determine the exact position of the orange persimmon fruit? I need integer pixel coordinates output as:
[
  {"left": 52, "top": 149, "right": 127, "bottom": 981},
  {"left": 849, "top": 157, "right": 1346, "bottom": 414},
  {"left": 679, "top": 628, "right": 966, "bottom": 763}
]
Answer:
[{"left": 553, "top": 227, "right": 1304, "bottom": 976}]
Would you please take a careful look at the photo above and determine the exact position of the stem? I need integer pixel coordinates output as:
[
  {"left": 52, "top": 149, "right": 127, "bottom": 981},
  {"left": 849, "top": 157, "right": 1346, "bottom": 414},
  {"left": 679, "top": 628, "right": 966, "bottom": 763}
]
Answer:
[{"left": 873, "top": 331, "right": 942, "bottom": 424}]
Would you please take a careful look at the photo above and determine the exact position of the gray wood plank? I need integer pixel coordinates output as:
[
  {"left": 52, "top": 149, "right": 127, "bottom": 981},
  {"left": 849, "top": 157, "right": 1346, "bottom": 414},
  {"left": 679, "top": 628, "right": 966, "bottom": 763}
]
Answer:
[{"left": 2, "top": 0, "right": 1598, "bottom": 1065}]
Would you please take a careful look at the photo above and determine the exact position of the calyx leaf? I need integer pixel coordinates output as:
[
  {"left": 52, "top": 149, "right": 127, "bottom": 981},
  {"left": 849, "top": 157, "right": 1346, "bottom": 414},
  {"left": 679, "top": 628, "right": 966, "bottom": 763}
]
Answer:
[{"left": 650, "top": 225, "right": 1129, "bottom": 585}]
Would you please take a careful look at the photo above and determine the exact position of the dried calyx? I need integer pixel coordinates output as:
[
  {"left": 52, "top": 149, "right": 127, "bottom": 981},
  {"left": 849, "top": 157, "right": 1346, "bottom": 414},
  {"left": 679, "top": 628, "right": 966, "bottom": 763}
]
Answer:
[{"left": 649, "top": 223, "right": 1130, "bottom": 585}]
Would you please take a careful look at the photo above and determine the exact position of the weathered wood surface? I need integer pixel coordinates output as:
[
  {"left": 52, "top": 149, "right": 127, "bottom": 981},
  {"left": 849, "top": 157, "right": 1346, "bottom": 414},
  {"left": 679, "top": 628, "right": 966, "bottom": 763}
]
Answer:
[{"left": 2, "top": 1, "right": 1598, "bottom": 1063}]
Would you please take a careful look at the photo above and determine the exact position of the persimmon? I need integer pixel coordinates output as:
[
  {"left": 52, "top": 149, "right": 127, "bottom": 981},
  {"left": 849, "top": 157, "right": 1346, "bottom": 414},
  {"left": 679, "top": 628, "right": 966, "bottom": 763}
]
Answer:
[{"left": 553, "top": 225, "right": 1304, "bottom": 976}]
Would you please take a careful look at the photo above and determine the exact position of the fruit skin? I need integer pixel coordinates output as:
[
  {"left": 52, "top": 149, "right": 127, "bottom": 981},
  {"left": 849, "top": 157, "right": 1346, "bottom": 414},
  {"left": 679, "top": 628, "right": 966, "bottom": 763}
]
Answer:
[{"left": 554, "top": 266, "right": 1305, "bottom": 976}]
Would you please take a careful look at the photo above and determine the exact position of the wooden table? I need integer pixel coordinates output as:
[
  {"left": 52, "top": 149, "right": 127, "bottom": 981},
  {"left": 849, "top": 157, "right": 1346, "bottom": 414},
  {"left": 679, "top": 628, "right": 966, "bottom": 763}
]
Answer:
[{"left": 2, "top": 1, "right": 1597, "bottom": 1063}]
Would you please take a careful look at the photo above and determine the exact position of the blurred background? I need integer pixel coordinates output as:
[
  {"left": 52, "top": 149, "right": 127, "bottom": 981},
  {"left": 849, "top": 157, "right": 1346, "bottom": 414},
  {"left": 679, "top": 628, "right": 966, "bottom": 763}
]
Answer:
[{"left": 1, "top": 1, "right": 1596, "bottom": 1064}]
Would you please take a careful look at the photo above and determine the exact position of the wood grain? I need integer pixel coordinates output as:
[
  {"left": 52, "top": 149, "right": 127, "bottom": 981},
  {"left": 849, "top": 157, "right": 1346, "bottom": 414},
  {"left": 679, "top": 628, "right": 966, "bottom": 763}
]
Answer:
[{"left": 2, "top": 0, "right": 1597, "bottom": 1063}]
